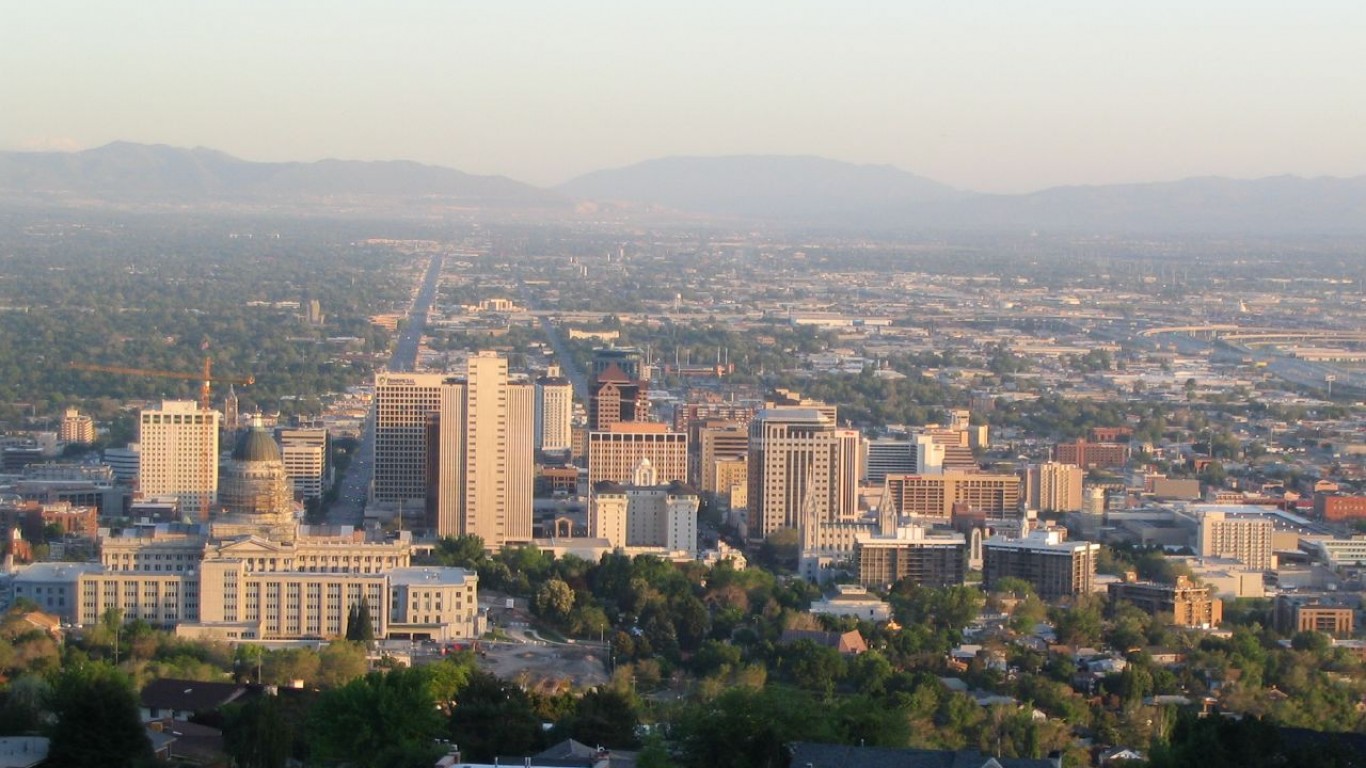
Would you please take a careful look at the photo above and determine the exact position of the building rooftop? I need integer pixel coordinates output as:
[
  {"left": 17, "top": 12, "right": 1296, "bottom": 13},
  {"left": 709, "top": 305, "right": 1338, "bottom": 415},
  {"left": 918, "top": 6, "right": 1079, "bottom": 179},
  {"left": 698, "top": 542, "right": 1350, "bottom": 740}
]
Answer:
[
  {"left": 0, "top": 737, "right": 48, "bottom": 768},
  {"left": 12, "top": 562, "right": 103, "bottom": 582},
  {"left": 389, "top": 567, "right": 475, "bottom": 587}
]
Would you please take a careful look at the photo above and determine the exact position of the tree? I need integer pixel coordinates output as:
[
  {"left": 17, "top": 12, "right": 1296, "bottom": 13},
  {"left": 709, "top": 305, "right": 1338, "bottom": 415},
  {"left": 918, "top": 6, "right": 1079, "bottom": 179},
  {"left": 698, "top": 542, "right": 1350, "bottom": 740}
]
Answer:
[
  {"left": 535, "top": 578, "right": 576, "bottom": 623},
  {"left": 346, "top": 601, "right": 376, "bottom": 647},
  {"left": 317, "top": 641, "right": 369, "bottom": 688},
  {"left": 47, "top": 662, "right": 152, "bottom": 768},
  {"left": 565, "top": 688, "right": 640, "bottom": 748},
  {"left": 310, "top": 667, "right": 445, "bottom": 768},
  {"left": 223, "top": 695, "right": 292, "bottom": 768},
  {"left": 447, "top": 669, "right": 545, "bottom": 760}
]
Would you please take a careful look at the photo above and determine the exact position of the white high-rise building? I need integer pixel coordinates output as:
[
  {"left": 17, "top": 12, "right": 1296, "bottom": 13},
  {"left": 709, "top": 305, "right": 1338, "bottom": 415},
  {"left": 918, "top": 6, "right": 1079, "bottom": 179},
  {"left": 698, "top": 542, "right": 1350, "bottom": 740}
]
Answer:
[
  {"left": 428, "top": 352, "right": 534, "bottom": 546},
  {"left": 138, "top": 400, "right": 220, "bottom": 515},
  {"left": 279, "top": 428, "right": 330, "bottom": 500},
  {"left": 535, "top": 372, "right": 574, "bottom": 453}
]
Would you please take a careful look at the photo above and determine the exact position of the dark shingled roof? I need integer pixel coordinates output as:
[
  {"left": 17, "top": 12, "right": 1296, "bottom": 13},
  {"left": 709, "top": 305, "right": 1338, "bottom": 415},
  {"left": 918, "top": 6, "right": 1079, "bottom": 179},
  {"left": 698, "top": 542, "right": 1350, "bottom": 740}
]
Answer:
[
  {"left": 140, "top": 679, "right": 247, "bottom": 713},
  {"left": 789, "top": 742, "right": 1059, "bottom": 768}
]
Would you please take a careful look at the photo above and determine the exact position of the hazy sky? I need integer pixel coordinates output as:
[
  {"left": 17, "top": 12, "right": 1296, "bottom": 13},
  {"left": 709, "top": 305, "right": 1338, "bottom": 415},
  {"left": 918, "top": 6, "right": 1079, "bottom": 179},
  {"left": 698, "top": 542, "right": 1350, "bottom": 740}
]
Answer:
[{"left": 3, "top": 1, "right": 1364, "bottom": 192}]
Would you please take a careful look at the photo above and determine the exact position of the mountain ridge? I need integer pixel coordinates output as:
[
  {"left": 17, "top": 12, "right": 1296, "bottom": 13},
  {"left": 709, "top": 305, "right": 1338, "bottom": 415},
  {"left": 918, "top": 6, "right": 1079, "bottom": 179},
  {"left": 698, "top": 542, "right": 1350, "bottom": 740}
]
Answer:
[
  {"left": 0, "top": 142, "right": 561, "bottom": 207},
  {"left": 4, "top": 142, "right": 1366, "bottom": 233}
]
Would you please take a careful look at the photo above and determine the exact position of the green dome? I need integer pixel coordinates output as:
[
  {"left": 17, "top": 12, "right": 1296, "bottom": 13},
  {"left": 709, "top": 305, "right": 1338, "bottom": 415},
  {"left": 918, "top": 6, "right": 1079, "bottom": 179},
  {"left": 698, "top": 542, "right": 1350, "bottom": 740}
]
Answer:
[{"left": 232, "top": 426, "right": 281, "bottom": 463}]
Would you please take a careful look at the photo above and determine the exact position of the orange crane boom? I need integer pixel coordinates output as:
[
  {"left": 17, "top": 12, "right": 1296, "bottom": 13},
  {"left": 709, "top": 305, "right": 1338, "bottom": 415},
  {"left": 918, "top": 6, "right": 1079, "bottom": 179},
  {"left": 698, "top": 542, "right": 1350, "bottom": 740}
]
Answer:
[
  {"left": 69, "top": 358, "right": 255, "bottom": 412},
  {"left": 68, "top": 357, "right": 255, "bottom": 524}
]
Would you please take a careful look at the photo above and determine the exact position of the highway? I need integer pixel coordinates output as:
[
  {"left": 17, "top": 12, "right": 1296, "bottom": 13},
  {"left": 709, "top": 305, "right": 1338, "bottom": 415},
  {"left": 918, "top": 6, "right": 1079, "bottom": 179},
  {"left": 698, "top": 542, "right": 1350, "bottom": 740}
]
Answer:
[
  {"left": 326, "top": 255, "right": 443, "bottom": 525},
  {"left": 519, "top": 287, "right": 590, "bottom": 402}
]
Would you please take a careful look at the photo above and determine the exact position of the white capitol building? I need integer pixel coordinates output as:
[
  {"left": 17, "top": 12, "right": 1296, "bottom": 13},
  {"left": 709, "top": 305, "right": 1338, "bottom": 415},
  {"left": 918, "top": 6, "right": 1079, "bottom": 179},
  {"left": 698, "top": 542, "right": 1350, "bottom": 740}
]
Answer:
[{"left": 13, "top": 422, "right": 479, "bottom": 643}]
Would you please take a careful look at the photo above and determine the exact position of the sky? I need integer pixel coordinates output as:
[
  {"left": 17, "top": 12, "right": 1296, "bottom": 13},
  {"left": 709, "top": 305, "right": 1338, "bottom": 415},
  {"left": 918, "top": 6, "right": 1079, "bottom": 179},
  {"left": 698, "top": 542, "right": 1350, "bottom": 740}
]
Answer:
[{"left": 3, "top": 1, "right": 1365, "bottom": 192}]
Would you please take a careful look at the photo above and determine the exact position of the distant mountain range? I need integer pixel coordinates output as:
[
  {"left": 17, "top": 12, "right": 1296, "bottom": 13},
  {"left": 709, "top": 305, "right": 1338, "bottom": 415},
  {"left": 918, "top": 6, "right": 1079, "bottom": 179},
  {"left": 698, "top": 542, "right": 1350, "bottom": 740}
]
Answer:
[
  {"left": 560, "top": 157, "right": 1366, "bottom": 234},
  {"left": 558, "top": 155, "right": 969, "bottom": 222},
  {"left": 0, "top": 141, "right": 560, "bottom": 208},
  {"left": 4, "top": 142, "right": 1366, "bottom": 234}
]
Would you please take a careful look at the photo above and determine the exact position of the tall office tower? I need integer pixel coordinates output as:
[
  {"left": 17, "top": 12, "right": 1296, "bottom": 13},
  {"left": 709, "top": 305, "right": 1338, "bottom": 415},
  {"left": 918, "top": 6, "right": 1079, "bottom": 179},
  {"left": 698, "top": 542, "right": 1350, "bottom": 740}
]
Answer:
[
  {"left": 59, "top": 408, "right": 96, "bottom": 444},
  {"left": 696, "top": 421, "right": 749, "bottom": 489},
  {"left": 278, "top": 427, "right": 331, "bottom": 500},
  {"left": 983, "top": 529, "right": 1099, "bottom": 599},
  {"left": 535, "top": 372, "right": 574, "bottom": 453},
  {"left": 834, "top": 428, "right": 863, "bottom": 522},
  {"left": 426, "top": 352, "right": 534, "bottom": 546},
  {"left": 588, "top": 365, "right": 649, "bottom": 430},
  {"left": 373, "top": 373, "right": 446, "bottom": 506},
  {"left": 911, "top": 434, "right": 946, "bottom": 474},
  {"left": 587, "top": 423, "right": 688, "bottom": 488},
  {"left": 138, "top": 400, "right": 220, "bottom": 515},
  {"left": 1025, "top": 461, "right": 1085, "bottom": 512},
  {"left": 865, "top": 437, "right": 915, "bottom": 484},
  {"left": 747, "top": 408, "right": 857, "bottom": 539}
]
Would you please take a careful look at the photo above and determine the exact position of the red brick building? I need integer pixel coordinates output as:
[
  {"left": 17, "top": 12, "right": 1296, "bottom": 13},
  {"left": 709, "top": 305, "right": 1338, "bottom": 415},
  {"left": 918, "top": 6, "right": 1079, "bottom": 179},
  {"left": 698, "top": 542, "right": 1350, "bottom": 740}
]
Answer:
[
  {"left": 1315, "top": 494, "right": 1366, "bottom": 522},
  {"left": 1054, "top": 440, "right": 1130, "bottom": 469}
]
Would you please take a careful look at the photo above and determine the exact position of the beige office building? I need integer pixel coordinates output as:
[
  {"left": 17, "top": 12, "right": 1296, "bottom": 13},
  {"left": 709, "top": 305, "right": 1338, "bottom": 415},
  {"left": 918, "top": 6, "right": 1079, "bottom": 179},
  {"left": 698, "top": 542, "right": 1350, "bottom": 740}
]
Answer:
[
  {"left": 698, "top": 422, "right": 749, "bottom": 492},
  {"left": 427, "top": 352, "right": 534, "bottom": 546},
  {"left": 884, "top": 471, "right": 1022, "bottom": 519},
  {"left": 278, "top": 428, "right": 330, "bottom": 500},
  {"left": 1197, "top": 510, "right": 1275, "bottom": 570},
  {"left": 139, "top": 400, "right": 220, "bottom": 515},
  {"left": 587, "top": 423, "right": 688, "bottom": 488},
  {"left": 535, "top": 374, "right": 574, "bottom": 453},
  {"left": 60, "top": 408, "right": 96, "bottom": 444},
  {"left": 1026, "top": 462, "right": 1085, "bottom": 513},
  {"left": 747, "top": 409, "right": 859, "bottom": 539}
]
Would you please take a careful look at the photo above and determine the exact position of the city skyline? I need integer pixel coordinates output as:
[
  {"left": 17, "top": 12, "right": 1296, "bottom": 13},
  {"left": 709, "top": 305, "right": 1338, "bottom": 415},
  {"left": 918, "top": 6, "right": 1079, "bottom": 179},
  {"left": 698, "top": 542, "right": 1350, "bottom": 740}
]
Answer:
[{"left": 4, "top": 2, "right": 1365, "bottom": 192}]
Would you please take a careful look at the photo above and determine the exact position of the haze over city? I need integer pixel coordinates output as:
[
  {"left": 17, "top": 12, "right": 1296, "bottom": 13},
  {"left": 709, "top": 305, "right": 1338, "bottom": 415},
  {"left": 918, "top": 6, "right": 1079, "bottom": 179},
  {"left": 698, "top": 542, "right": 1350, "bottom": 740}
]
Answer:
[
  {"left": 4, "top": 1, "right": 1366, "bottom": 191},
  {"left": 4, "top": 4, "right": 1366, "bottom": 768}
]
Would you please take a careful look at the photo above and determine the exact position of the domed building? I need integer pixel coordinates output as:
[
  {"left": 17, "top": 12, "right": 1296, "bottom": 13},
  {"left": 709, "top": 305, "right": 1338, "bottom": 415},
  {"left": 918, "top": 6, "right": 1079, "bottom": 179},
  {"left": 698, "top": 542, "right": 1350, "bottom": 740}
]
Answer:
[{"left": 213, "top": 418, "right": 299, "bottom": 541}]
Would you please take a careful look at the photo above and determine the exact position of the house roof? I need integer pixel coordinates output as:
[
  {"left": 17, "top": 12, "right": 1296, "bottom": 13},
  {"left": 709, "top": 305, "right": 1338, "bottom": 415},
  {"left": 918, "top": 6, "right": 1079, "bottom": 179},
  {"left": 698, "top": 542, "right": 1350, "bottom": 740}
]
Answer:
[
  {"left": 789, "top": 742, "right": 1058, "bottom": 768},
  {"left": 779, "top": 629, "right": 868, "bottom": 655},
  {"left": 139, "top": 679, "right": 247, "bottom": 712}
]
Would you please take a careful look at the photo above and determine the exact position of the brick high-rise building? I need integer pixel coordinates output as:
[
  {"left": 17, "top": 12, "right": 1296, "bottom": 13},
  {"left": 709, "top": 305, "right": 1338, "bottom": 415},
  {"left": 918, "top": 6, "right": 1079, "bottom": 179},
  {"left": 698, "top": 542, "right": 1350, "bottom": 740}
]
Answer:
[
  {"left": 588, "top": 365, "right": 649, "bottom": 430},
  {"left": 1054, "top": 439, "right": 1129, "bottom": 468}
]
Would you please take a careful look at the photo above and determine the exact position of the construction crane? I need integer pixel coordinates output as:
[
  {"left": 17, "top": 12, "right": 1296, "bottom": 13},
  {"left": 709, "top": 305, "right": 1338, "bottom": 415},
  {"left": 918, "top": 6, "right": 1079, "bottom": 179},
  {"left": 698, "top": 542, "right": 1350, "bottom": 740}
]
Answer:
[
  {"left": 69, "top": 357, "right": 255, "bottom": 412},
  {"left": 68, "top": 357, "right": 256, "bottom": 523}
]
